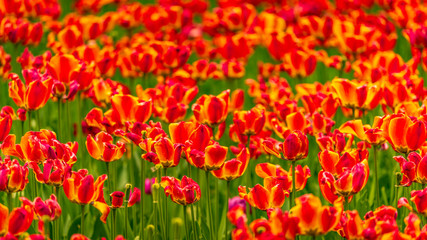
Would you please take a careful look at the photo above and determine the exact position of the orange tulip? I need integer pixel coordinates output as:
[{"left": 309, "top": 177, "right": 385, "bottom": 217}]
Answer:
[
  {"left": 63, "top": 170, "right": 110, "bottom": 223},
  {"left": 160, "top": 176, "right": 201, "bottom": 205},
  {"left": 238, "top": 182, "right": 288, "bottom": 211},
  {"left": 318, "top": 159, "right": 369, "bottom": 204},
  {"left": 8, "top": 71, "right": 53, "bottom": 111},
  {"left": 1, "top": 130, "right": 68, "bottom": 163},
  {"left": 152, "top": 137, "right": 184, "bottom": 168},
  {"left": 186, "top": 142, "right": 228, "bottom": 171},
  {"left": 8, "top": 203, "right": 34, "bottom": 236},
  {"left": 46, "top": 54, "right": 80, "bottom": 85},
  {"left": 29, "top": 159, "right": 72, "bottom": 187},
  {"left": 262, "top": 130, "right": 308, "bottom": 161},
  {"left": 290, "top": 194, "right": 343, "bottom": 237},
  {"left": 111, "top": 94, "right": 152, "bottom": 125},
  {"left": 0, "top": 114, "right": 12, "bottom": 142},
  {"left": 339, "top": 118, "right": 386, "bottom": 145},
  {"left": 331, "top": 78, "right": 382, "bottom": 112},
  {"left": 233, "top": 107, "right": 266, "bottom": 136},
  {"left": 192, "top": 90, "right": 229, "bottom": 127},
  {"left": 86, "top": 131, "right": 126, "bottom": 163},
  {"left": 0, "top": 157, "right": 29, "bottom": 193},
  {"left": 380, "top": 114, "right": 427, "bottom": 154},
  {"left": 255, "top": 163, "right": 311, "bottom": 193},
  {"left": 211, "top": 147, "right": 249, "bottom": 181}
]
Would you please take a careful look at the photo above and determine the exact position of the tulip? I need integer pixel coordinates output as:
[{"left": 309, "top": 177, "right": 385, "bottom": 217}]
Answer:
[
  {"left": 262, "top": 130, "right": 308, "bottom": 161},
  {"left": 192, "top": 89, "right": 229, "bottom": 127},
  {"left": 1, "top": 130, "right": 60, "bottom": 163},
  {"left": 255, "top": 163, "right": 311, "bottom": 193},
  {"left": 63, "top": 171, "right": 110, "bottom": 223},
  {"left": 86, "top": 131, "right": 126, "bottom": 163},
  {"left": 8, "top": 204, "right": 34, "bottom": 236},
  {"left": 8, "top": 71, "right": 53, "bottom": 111},
  {"left": 160, "top": 176, "right": 201, "bottom": 206},
  {"left": 0, "top": 157, "right": 29, "bottom": 193},
  {"left": 0, "top": 114, "right": 12, "bottom": 142},
  {"left": 153, "top": 137, "right": 184, "bottom": 168},
  {"left": 290, "top": 194, "right": 343, "bottom": 237},
  {"left": 211, "top": 147, "right": 249, "bottom": 181},
  {"left": 26, "top": 194, "right": 62, "bottom": 222},
  {"left": 110, "top": 94, "right": 152, "bottom": 125},
  {"left": 319, "top": 159, "right": 369, "bottom": 204},
  {"left": 232, "top": 107, "right": 266, "bottom": 137},
  {"left": 380, "top": 114, "right": 427, "bottom": 154},
  {"left": 110, "top": 191, "right": 125, "bottom": 209},
  {"left": 185, "top": 142, "right": 228, "bottom": 172},
  {"left": 128, "top": 187, "right": 141, "bottom": 207},
  {"left": 238, "top": 182, "right": 288, "bottom": 211},
  {"left": 29, "top": 159, "right": 72, "bottom": 187}
]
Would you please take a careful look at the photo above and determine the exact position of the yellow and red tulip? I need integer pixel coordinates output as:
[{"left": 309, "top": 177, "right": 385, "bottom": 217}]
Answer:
[
  {"left": 238, "top": 182, "right": 288, "bottom": 211},
  {"left": 192, "top": 89, "right": 229, "bottom": 127},
  {"left": 319, "top": 159, "right": 369, "bottom": 204},
  {"left": 262, "top": 130, "right": 309, "bottom": 161},
  {"left": 211, "top": 147, "right": 249, "bottom": 181},
  {"left": 111, "top": 94, "right": 152, "bottom": 125},
  {"left": 0, "top": 157, "right": 29, "bottom": 193},
  {"left": 63, "top": 170, "right": 110, "bottom": 223},
  {"left": 160, "top": 176, "right": 201, "bottom": 205},
  {"left": 8, "top": 71, "right": 53, "bottom": 111},
  {"left": 290, "top": 194, "right": 343, "bottom": 237},
  {"left": 380, "top": 113, "right": 427, "bottom": 154},
  {"left": 86, "top": 131, "right": 126, "bottom": 163}
]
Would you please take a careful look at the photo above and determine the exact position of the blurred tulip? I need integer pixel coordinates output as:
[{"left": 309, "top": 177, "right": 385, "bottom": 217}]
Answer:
[
  {"left": 128, "top": 187, "right": 141, "bottom": 207},
  {"left": 0, "top": 157, "right": 29, "bottom": 193},
  {"left": 111, "top": 94, "right": 152, "bottom": 125},
  {"left": 232, "top": 107, "right": 265, "bottom": 136},
  {"left": 110, "top": 191, "right": 125, "bottom": 208},
  {"left": 291, "top": 194, "right": 343, "bottom": 237}
]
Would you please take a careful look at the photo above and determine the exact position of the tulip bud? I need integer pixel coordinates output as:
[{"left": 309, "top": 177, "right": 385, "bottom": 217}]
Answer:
[{"left": 110, "top": 191, "right": 125, "bottom": 208}]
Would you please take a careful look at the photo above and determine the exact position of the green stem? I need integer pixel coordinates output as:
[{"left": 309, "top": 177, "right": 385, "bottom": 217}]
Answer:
[
  {"left": 183, "top": 205, "right": 190, "bottom": 240},
  {"left": 45, "top": 220, "right": 49, "bottom": 240},
  {"left": 66, "top": 101, "right": 70, "bottom": 140},
  {"left": 57, "top": 100, "right": 61, "bottom": 141},
  {"left": 81, "top": 204, "right": 86, "bottom": 235},
  {"left": 291, "top": 161, "right": 296, "bottom": 209},
  {"left": 214, "top": 177, "right": 218, "bottom": 239},
  {"left": 28, "top": 111, "right": 32, "bottom": 131},
  {"left": 190, "top": 202, "right": 198, "bottom": 240},
  {"left": 158, "top": 168, "right": 166, "bottom": 239},
  {"left": 153, "top": 190, "right": 158, "bottom": 239},
  {"left": 226, "top": 181, "right": 231, "bottom": 240},
  {"left": 163, "top": 168, "right": 168, "bottom": 240},
  {"left": 7, "top": 192, "right": 12, "bottom": 211},
  {"left": 106, "top": 162, "right": 111, "bottom": 192},
  {"left": 205, "top": 171, "right": 215, "bottom": 240},
  {"left": 373, "top": 145, "right": 380, "bottom": 208},
  {"left": 140, "top": 159, "right": 145, "bottom": 239},
  {"left": 130, "top": 144, "right": 135, "bottom": 185},
  {"left": 125, "top": 204, "right": 129, "bottom": 239},
  {"left": 20, "top": 120, "right": 24, "bottom": 139},
  {"left": 54, "top": 187, "right": 60, "bottom": 240},
  {"left": 112, "top": 208, "right": 117, "bottom": 239},
  {"left": 36, "top": 110, "right": 40, "bottom": 130}
]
